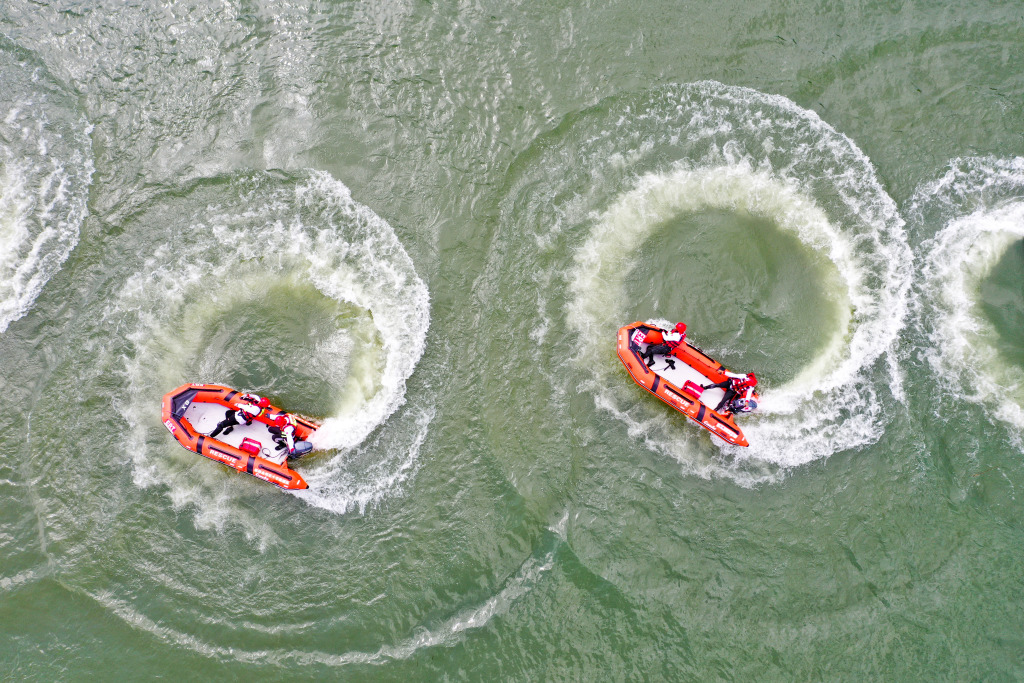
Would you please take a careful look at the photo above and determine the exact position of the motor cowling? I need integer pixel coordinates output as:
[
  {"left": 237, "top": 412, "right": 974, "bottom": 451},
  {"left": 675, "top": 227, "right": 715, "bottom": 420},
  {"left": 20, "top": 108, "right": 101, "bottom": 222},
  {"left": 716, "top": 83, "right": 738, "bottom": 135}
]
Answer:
[
  {"left": 731, "top": 396, "right": 758, "bottom": 413},
  {"left": 290, "top": 441, "right": 313, "bottom": 457}
]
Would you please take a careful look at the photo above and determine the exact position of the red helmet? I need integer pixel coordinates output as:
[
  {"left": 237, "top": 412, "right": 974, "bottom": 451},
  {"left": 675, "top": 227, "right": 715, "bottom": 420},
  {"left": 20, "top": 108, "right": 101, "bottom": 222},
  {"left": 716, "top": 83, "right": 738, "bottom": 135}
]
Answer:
[
  {"left": 257, "top": 397, "right": 270, "bottom": 409},
  {"left": 745, "top": 372, "right": 757, "bottom": 388},
  {"left": 674, "top": 322, "right": 687, "bottom": 334}
]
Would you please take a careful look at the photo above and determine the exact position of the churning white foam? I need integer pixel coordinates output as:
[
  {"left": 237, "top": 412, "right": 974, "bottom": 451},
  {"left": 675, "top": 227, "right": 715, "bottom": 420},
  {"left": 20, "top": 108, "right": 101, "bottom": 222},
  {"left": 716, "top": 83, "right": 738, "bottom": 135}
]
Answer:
[
  {"left": 297, "top": 403, "right": 434, "bottom": 515},
  {"left": 564, "top": 83, "right": 912, "bottom": 479},
  {"left": 113, "top": 171, "right": 429, "bottom": 517},
  {"left": 914, "top": 157, "right": 1024, "bottom": 442},
  {"left": 0, "top": 84, "right": 93, "bottom": 332}
]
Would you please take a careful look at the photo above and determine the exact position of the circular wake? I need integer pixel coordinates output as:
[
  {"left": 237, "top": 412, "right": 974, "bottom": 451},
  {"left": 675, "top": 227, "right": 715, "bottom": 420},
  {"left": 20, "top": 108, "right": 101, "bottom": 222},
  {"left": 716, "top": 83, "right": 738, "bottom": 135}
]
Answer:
[
  {"left": 496, "top": 82, "right": 912, "bottom": 483},
  {"left": 912, "top": 157, "right": 1024, "bottom": 444},
  {"left": 570, "top": 165, "right": 855, "bottom": 394},
  {"left": 82, "top": 512, "right": 564, "bottom": 667},
  {"left": 111, "top": 171, "right": 429, "bottom": 520},
  {"left": 0, "top": 43, "right": 93, "bottom": 333}
]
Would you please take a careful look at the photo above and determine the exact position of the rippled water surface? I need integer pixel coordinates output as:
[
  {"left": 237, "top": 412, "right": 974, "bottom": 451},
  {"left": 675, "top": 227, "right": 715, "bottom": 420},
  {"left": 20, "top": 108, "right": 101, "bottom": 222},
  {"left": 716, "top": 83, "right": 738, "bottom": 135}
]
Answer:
[{"left": 2, "top": 1, "right": 1023, "bottom": 679}]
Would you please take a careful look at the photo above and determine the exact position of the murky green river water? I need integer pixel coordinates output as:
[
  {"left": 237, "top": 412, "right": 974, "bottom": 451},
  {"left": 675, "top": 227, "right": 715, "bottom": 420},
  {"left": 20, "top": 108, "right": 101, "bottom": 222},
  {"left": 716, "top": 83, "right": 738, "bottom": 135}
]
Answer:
[{"left": 2, "top": 1, "right": 1023, "bottom": 678}]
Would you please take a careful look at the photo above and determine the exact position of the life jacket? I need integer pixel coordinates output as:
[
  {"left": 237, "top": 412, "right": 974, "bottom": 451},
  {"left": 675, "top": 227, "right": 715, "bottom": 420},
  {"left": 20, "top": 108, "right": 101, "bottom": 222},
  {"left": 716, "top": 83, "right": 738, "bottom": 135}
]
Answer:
[
  {"left": 237, "top": 402, "right": 262, "bottom": 424},
  {"left": 663, "top": 331, "right": 685, "bottom": 348},
  {"left": 273, "top": 414, "right": 297, "bottom": 451},
  {"left": 730, "top": 377, "right": 751, "bottom": 392},
  {"left": 730, "top": 372, "right": 757, "bottom": 392}
]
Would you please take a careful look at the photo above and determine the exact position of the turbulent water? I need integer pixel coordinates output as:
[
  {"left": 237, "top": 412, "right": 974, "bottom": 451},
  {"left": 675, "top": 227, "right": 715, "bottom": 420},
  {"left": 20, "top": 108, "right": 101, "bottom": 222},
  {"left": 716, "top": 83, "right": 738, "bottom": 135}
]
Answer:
[{"left": 1, "top": 1, "right": 1023, "bottom": 679}]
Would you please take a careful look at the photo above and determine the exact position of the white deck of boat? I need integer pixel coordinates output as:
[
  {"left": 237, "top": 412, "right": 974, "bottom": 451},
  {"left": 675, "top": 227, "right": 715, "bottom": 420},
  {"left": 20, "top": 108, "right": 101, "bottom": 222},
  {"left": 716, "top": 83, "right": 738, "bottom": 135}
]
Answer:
[
  {"left": 634, "top": 339, "right": 728, "bottom": 411},
  {"left": 183, "top": 401, "right": 285, "bottom": 461}
]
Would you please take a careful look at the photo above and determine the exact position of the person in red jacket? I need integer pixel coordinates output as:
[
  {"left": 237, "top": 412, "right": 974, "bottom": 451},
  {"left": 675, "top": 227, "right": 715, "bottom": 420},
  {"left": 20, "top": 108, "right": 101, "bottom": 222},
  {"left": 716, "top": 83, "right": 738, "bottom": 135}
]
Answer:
[
  {"left": 208, "top": 393, "right": 269, "bottom": 438},
  {"left": 703, "top": 372, "right": 758, "bottom": 414},
  {"left": 641, "top": 322, "right": 687, "bottom": 367},
  {"left": 269, "top": 413, "right": 298, "bottom": 455}
]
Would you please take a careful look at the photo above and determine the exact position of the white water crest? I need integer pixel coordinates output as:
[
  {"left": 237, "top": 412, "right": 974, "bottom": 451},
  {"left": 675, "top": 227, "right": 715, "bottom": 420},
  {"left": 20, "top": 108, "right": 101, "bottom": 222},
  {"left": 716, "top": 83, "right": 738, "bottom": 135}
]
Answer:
[
  {"left": 0, "top": 54, "right": 94, "bottom": 332},
  {"left": 912, "top": 157, "right": 1024, "bottom": 443},
  {"left": 113, "top": 170, "right": 430, "bottom": 519},
  {"left": 559, "top": 82, "right": 913, "bottom": 480}
]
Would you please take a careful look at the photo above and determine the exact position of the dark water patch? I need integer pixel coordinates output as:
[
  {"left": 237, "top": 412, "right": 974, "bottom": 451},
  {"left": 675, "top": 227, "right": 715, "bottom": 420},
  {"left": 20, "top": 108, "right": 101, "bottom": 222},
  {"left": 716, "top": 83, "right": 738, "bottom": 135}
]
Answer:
[
  {"left": 980, "top": 238, "right": 1024, "bottom": 368},
  {"left": 625, "top": 209, "right": 841, "bottom": 383},
  {"left": 191, "top": 279, "right": 380, "bottom": 418}
]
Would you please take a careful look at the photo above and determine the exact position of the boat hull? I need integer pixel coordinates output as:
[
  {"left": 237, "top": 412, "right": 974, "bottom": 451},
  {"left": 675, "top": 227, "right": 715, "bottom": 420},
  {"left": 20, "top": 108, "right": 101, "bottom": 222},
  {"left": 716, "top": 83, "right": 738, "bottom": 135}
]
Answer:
[
  {"left": 616, "top": 322, "right": 753, "bottom": 447},
  {"left": 161, "top": 383, "right": 320, "bottom": 490}
]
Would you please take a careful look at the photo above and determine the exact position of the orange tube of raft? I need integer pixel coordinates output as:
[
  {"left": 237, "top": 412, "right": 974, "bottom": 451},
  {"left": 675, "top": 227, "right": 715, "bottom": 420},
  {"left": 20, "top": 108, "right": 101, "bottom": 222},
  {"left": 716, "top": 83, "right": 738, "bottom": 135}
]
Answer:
[
  {"left": 616, "top": 322, "right": 756, "bottom": 447},
  {"left": 161, "top": 383, "right": 320, "bottom": 490}
]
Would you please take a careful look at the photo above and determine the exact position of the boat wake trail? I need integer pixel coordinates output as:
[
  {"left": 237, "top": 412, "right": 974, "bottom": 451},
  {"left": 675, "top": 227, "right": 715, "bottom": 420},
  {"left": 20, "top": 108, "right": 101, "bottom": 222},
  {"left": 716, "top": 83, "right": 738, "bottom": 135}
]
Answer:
[
  {"left": 911, "top": 157, "right": 1024, "bottom": 446},
  {"left": 112, "top": 171, "right": 429, "bottom": 521},
  {"left": 0, "top": 43, "right": 93, "bottom": 333},
  {"left": 83, "top": 510, "right": 563, "bottom": 667},
  {"left": 498, "top": 81, "right": 912, "bottom": 484}
]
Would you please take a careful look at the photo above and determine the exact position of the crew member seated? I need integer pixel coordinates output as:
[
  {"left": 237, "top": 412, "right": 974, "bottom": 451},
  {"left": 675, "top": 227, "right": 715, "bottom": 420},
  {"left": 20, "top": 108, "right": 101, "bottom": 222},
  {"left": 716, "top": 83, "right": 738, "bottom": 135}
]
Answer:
[
  {"left": 703, "top": 372, "right": 758, "bottom": 414},
  {"left": 641, "top": 323, "right": 687, "bottom": 367},
  {"left": 269, "top": 414, "right": 297, "bottom": 455},
  {"left": 207, "top": 393, "right": 269, "bottom": 438}
]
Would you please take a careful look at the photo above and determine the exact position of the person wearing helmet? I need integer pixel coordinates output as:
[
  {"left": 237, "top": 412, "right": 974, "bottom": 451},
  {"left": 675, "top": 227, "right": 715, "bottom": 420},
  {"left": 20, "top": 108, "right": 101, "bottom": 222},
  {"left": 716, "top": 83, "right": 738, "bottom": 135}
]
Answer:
[
  {"left": 268, "top": 413, "right": 298, "bottom": 456},
  {"left": 702, "top": 371, "right": 758, "bottom": 414},
  {"left": 241, "top": 393, "right": 271, "bottom": 410},
  {"left": 208, "top": 395, "right": 266, "bottom": 439},
  {"left": 641, "top": 322, "right": 688, "bottom": 367}
]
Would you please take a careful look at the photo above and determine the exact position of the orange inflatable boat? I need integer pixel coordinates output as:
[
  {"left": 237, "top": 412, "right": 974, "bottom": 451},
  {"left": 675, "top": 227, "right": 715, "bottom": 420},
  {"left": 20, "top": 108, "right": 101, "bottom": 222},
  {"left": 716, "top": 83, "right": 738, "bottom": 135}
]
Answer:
[
  {"left": 616, "top": 322, "right": 757, "bottom": 447},
  {"left": 161, "top": 383, "right": 321, "bottom": 490}
]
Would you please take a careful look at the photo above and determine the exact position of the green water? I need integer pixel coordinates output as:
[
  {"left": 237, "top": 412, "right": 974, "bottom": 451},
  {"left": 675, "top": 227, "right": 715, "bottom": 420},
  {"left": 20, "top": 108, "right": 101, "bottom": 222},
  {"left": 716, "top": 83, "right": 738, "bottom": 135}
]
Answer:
[
  {"left": 2, "top": 1, "right": 1024, "bottom": 679},
  {"left": 983, "top": 239, "right": 1024, "bottom": 367},
  {"left": 625, "top": 210, "right": 843, "bottom": 381}
]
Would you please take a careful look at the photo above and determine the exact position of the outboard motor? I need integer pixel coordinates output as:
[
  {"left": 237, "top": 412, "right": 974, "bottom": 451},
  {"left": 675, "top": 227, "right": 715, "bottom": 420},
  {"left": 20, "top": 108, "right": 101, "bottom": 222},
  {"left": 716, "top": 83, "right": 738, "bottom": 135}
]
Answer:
[
  {"left": 289, "top": 440, "right": 313, "bottom": 458},
  {"left": 731, "top": 396, "right": 758, "bottom": 414}
]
